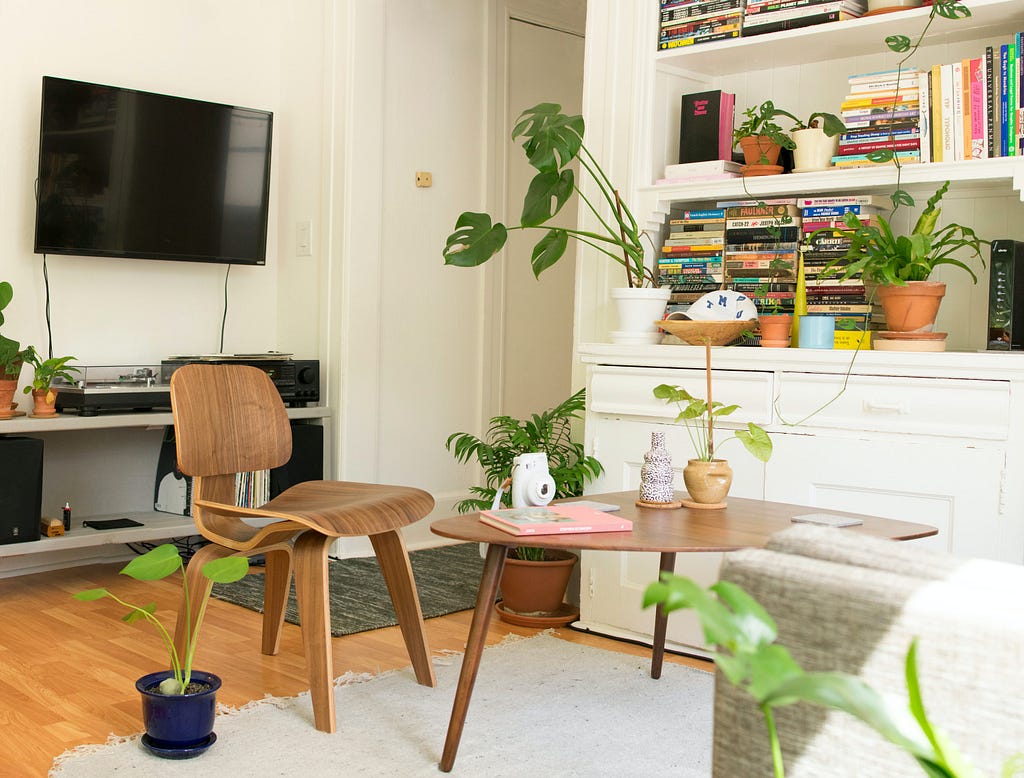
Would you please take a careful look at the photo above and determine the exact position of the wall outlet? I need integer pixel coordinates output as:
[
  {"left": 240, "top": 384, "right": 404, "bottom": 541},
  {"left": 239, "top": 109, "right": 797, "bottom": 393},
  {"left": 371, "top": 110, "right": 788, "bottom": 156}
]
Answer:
[{"left": 415, "top": 171, "right": 433, "bottom": 188}]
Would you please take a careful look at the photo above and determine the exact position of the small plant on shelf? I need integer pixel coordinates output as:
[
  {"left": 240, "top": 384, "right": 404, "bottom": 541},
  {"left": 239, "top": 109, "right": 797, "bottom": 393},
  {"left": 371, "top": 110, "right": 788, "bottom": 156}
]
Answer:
[
  {"left": 653, "top": 384, "right": 772, "bottom": 464},
  {"left": 733, "top": 101, "right": 797, "bottom": 167},
  {"left": 22, "top": 349, "right": 79, "bottom": 395}
]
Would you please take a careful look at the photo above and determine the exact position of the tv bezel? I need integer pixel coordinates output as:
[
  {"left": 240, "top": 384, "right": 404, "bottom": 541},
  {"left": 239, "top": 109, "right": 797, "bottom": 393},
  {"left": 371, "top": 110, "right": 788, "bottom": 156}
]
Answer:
[{"left": 33, "top": 76, "right": 274, "bottom": 266}]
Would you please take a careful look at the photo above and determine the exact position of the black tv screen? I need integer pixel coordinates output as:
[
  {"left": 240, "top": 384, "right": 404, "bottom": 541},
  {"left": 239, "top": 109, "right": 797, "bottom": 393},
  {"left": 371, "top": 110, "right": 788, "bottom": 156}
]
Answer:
[{"left": 34, "top": 76, "right": 273, "bottom": 265}]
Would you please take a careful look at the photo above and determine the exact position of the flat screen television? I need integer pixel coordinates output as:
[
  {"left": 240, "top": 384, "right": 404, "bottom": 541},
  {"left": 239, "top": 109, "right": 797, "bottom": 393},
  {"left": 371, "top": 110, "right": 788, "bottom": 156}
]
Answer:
[{"left": 34, "top": 76, "right": 273, "bottom": 265}]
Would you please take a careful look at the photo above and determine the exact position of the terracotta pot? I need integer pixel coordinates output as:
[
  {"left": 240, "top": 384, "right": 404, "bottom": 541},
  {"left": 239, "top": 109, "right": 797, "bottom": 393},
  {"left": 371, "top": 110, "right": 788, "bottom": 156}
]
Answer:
[
  {"left": 878, "top": 281, "right": 946, "bottom": 332},
  {"left": 758, "top": 314, "right": 793, "bottom": 347},
  {"left": 0, "top": 380, "right": 17, "bottom": 414},
  {"left": 738, "top": 135, "right": 783, "bottom": 167},
  {"left": 683, "top": 458, "right": 733, "bottom": 505},
  {"left": 499, "top": 549, "right": 577, "bottom": 615},
  {"left": 31, "top": 388, "right": 59, "bottom": 417}
]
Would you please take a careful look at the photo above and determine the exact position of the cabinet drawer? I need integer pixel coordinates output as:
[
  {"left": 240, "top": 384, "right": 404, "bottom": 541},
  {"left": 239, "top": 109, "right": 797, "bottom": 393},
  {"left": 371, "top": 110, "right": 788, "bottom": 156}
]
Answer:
[
  {"left": 775, "top": 373, "right": 1010, "bottom": 440},
  {"left": 588, "top": 365, "right": 774, "bottom": 425}
]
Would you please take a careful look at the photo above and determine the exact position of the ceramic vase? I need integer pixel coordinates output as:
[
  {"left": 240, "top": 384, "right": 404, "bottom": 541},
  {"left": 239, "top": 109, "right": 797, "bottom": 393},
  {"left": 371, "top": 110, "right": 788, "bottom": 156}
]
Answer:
[
  {"left": 682, "top": 458, "right": 733, "bottom": 507},
  {"left": 639, "top": 431, "right": 675, "bottom": 503},
  {"left": 791, "top": 127, "right": 838, "bottom": 172},
  {"left": 609, "top": 287, "right": 671, "bottom": 345}
]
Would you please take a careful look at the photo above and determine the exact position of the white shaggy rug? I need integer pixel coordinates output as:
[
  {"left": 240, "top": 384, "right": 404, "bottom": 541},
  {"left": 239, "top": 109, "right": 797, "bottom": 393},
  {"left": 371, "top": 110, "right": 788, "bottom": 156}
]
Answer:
[{"left": 50, "top": 633, "right": 713, "bottom": 777}]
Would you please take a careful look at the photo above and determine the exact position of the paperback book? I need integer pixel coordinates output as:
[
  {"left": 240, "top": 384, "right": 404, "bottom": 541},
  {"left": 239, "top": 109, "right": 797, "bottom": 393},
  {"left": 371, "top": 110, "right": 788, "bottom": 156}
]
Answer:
[{"left": 478, "top": 505, "right": 633, "bottom": 536}]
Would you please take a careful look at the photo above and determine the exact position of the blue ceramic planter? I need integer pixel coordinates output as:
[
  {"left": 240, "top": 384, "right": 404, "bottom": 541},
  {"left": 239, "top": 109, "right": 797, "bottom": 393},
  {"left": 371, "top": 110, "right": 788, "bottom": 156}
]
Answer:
[{"left": 136, "top": 669, "right": 221, "bottom": 758}]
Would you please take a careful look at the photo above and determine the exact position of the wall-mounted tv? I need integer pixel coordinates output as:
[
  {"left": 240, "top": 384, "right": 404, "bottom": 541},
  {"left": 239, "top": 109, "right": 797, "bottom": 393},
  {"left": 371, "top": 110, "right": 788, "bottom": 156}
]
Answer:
[{"left": 34, "top": 76, "right": 273, "bottom": 266}]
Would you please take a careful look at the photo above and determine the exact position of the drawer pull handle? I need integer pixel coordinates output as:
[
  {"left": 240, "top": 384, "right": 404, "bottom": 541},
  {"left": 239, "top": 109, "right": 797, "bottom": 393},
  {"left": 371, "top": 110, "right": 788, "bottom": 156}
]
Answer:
[{"left": 862, "top": 399, "right": 907, "bottom": 414}]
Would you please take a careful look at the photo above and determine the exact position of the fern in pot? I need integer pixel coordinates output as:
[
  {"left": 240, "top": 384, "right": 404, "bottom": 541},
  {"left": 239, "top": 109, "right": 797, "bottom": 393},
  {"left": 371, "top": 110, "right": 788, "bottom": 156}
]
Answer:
[{"left": 446, "top": 388, "right": 603, "bottom": 621}]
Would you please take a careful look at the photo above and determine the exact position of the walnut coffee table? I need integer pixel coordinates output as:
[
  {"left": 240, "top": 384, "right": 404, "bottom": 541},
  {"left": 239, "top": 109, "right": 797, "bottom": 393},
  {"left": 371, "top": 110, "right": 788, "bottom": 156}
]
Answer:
[{"left": 430, "top": 490, "right": 938, "bottom": 772}]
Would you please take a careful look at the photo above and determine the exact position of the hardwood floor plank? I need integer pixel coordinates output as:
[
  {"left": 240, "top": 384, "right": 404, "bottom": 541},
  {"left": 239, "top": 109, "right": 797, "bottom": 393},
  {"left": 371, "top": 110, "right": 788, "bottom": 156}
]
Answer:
[{"left": 0, "top": 561, "right": 710, "bottom": 776}]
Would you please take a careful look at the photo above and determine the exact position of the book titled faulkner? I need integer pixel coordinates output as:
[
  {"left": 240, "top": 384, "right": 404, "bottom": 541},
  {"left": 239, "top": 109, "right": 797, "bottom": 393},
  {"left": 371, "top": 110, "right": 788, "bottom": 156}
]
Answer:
[{"left": 679, "top": 90, "right": 736, "bottom": 163}]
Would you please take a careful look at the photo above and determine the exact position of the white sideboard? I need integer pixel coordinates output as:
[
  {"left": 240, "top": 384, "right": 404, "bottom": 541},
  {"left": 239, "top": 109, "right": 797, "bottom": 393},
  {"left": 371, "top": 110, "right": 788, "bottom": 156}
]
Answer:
[
  {"left": 0, "top": 406, "right": 331, "bottom": 577},
  {"left": 576, "top": 343, "right": 1024, "bottom": 652}
]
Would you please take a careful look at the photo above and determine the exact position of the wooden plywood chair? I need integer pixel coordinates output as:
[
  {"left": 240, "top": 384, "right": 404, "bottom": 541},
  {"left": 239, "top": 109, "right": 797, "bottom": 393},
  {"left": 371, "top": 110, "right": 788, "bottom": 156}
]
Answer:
[{"left": 169, "top": 363, "right": 437, "bottom": 732}]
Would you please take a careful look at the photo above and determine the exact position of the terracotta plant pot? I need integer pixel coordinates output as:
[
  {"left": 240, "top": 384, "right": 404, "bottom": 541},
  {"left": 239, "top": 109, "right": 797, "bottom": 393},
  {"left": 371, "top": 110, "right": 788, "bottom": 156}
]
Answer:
[
  {"left": 738, "top": 135, "right": 783, "bottom": 167},
  {"left": 499, "top": 549, "right": 577, "bottom": 615},
  {"left": 758, "top": 314, "right": 793, "bottom": 347},
  {"left": 31, "top": 388, "right": 59, "bottom": 417},
  {"left": 682, "top": 458, "right": 733, "bottom": 506},
  {"left": 0, "top": 379, "right": 17, "bottom": 417},
  {"left": 878, "top": 281, "right": 946, "bottom": 332}
]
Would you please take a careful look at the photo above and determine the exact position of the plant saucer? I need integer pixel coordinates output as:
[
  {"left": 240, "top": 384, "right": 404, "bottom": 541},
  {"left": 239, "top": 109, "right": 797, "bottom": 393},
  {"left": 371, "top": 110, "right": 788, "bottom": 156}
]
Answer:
[
  {"left": 140, "top": 731, "right": 217, "bottom": 759},
  {"left": 495, "top": 601, "right": 579, "bottom": 628},
  {"left": 740, "top": 164, "right": 784, "bottom": 177}
]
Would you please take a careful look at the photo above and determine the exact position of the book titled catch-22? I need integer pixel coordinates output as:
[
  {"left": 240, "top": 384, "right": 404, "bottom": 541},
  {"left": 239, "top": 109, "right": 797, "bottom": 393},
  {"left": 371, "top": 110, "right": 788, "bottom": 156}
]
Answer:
[{"left": 478, "top": 505, "right": 633, "bottom": 536}]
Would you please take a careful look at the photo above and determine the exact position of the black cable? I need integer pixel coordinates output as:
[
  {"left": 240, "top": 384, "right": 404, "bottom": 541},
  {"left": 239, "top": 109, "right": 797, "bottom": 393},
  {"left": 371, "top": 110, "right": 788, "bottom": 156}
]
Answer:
[
  {"left": 42, "top": 253, "right": 53, "bottom": 358},
  {"left": 219, "top": 264, "right": 231, "bottom": 353}
]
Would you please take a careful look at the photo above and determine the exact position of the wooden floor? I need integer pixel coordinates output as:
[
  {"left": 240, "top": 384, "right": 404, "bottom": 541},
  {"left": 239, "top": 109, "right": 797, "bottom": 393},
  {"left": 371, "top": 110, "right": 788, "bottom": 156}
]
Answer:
[{"left": 0, "top": 560, "right": 710, "bottom": 777}]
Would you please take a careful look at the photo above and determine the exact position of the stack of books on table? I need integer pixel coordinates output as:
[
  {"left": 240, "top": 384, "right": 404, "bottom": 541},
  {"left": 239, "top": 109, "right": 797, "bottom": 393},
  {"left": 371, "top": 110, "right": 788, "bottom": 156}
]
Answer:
[
  {"left": 834, "top": 69, "right": 923, "bottom": 169},
  {"left": 659, "top": 0, "right": 744, "bottom": 50},
  {"left": 661, "top": 208, "right": 727, "bottom": 312},
  {"left": 720, "top": 199, "right": 800, "bottom": 316},
  {"left": 798, "top": 195, "right": 888, "bottom": 346},
  {"left": 742, "top": 0, "right": 865, "bottom": 38}
]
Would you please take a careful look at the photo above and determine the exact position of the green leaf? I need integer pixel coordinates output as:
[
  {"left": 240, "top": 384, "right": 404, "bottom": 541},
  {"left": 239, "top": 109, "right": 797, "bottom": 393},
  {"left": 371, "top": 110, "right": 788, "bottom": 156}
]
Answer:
[
  {"left": 521, "top": 170, "right": 574, "bottom": 227},
  {"left": 120, "top": 544, "right": 182, "bottom": 582},
  {"left": 511, "top": 103, "right": 584, "bottom": 172},
  {"left": 531, "top": 229, "right": 569, "bottom": 277},
  {"left": 73, "top": 588, "right": 110, "bottom": 601},
  {"left": 747, "top": 644, "right": 804, "bottom": 702},
  {"left": 202, "top": 555, "right": 249, "bottom": 584},
  {"left": 735, "top": 423, "right": 773, "bottom": 462},
  {"left": 886, "top": 34, "right": 911, "bottom": 52},
  {"left": 124, "top": 603, "right": 157, "bottom": 624},
  {"left": 867, "top": 149, "right": 895, "bottom": 163},
  {"left": 892, "top": 189, "right": 915, "bottom": 208},
  {"left": 711, "top": 580, "right": 778, "bottom": 648},
  {"left": 0, "top": 281, "right": 11, "bottom": 312},
  {"left": 442, "top": 212, "right": 508, "bottom": 267}
]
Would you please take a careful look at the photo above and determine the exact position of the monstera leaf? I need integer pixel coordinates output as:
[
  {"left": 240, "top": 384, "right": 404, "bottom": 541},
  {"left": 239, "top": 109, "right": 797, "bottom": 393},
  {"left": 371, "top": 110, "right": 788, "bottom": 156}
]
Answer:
[
  {"left": 511, "top": 103, "right": 584, "bottom": 172},
  {"left": 442, "top": 212, "right": 509, "bottom": 268},
  {"left": 521, "top": 169, "right": 576, "bottom": 227}
]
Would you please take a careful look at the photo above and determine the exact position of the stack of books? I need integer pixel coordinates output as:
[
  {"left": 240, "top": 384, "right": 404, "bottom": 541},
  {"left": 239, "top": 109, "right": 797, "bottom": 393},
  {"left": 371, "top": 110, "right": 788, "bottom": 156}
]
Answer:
[
  {"left": 657, "top": 159, "right": 741, "bottom": 185},
  {"left": 798, "top": 195, "right": 887, "bottom": 346},
  {"left": 660, "top": 208, "right": 727, "bottom": 312},
  {"left": 720, "top": 199, "right": 800, "bottom": 313},
  {"left": 742, "top": 0, "right": 865, "bottom": 38},
  {"left": 659, "top": 0, "right": 744, "bottom": 50},
  {"left": 834, "top": 69, "right": 923, "bottom": 169}
]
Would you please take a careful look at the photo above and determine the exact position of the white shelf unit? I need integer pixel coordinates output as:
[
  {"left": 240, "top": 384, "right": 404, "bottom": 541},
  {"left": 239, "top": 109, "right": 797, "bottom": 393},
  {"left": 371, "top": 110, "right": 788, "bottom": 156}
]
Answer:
[{"left": 0, "top": 406, "right": 330, "bottom": 576}]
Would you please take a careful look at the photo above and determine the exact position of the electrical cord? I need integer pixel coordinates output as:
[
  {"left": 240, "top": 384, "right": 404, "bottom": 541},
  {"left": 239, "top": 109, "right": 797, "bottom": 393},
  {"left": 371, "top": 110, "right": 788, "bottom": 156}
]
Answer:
[{"left": 219, "top": 264, "right": 231, "bottom": 353}]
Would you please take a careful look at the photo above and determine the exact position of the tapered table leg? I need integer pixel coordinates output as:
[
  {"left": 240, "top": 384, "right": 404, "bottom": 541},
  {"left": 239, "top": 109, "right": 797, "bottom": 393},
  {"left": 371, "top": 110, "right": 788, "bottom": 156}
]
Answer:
[
  {"left": 439, "top": 543, "right": 508, "bottom": 772},
  {"left": 650, "top": 551, "right": 676, "bottom": 680}
]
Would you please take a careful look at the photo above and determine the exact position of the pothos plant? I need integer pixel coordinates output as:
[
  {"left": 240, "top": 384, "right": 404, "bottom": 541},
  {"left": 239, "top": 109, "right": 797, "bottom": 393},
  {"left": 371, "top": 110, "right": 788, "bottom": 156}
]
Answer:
[
  {"left": 642, "top": 573, "right": 987, "bottom": 778},
  {"left": 445, "top": 388, "right": 604, "bottom": 561},
  {"left": 733, "top": 100, "right": 798, "bottom": 164},
  {"left": 21, "top": 348, "right": 79, "bottom": 396},
  {"left": 443, "top": 102, "right": 659, "bottom": 288},
  {"left": 74, "top": 544, "right": 249, "bottom": 695},
  {"left": 653, "top": 383, "right": 772, "bottom": 463}
]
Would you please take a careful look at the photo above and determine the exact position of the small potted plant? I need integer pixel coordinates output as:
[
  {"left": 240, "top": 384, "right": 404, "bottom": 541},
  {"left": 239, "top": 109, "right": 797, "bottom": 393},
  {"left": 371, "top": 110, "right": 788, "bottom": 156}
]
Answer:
[
  {"left": 653, "top": 383, "right": 772, "bottom": 507},
  {"left": 732, "top": 100, "right": 797, "bottom": 175},
  {"left": 0, "top": 281, "right": 28, "bottom": 417},
  {"left": 443, "top": 102, "right": 670, "bottom": 342},
  {"left": 21, "top": 348, "right": 78, "bottom": 417},
  {"left": 74, "top": 544, "right": 249, "bottom": 758},
  {"left": 785, "top": 111, "right": 846, "bottom": 172},
  {"left": 816, "top": 181, "right": 988, "bottom": 332},
  {"left": 445, "top": 388, "right": 604, "bottom": 623},
  {"left": 752, "top": 258, "right": 797, "bottom": 347}
]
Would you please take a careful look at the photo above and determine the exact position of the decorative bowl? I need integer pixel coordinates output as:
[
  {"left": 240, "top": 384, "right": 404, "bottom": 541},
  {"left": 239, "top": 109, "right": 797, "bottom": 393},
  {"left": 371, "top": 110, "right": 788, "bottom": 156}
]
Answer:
[{"left": 656, "top": 319, "right": 755, "bottom": 346}]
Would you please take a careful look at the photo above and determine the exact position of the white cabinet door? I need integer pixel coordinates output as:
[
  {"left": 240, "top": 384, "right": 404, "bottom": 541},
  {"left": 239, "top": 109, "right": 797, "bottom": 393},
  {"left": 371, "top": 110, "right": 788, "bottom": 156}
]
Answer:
[
  {"left": 764, "top": 432, "right": 1007, "bottom": 560},
  {"left": 579, "top": 415, "right": 767, "bottom": 652}
]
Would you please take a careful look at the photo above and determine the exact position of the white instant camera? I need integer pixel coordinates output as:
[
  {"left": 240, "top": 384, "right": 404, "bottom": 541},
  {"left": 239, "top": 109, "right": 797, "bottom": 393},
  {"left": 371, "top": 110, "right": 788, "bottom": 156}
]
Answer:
[{"left": 510, "top": 452, "right": 556, "bottom": 508}]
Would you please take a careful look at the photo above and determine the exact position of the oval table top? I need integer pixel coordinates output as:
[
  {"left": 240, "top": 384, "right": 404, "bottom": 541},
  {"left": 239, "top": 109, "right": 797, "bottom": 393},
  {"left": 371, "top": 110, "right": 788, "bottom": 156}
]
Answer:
[{"left": 430, "top": 491, "right": 938, "bottom": 553}]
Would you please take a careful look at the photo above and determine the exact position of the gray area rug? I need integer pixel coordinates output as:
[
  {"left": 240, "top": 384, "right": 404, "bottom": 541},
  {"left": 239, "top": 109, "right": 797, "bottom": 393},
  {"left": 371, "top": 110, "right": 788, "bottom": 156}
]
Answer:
[
  {"left": 50, "top": 632, "right": 714, "bottom": 777},
  {"left": 209, "top": 542, "right": 485, "bottom": 636}
]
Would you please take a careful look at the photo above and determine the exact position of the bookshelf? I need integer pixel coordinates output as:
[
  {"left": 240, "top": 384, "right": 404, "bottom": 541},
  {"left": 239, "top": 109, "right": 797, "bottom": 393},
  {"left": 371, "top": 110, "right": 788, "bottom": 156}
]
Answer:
[{"left": 572, "top": 0, "right": 1024, "bottom": 653}]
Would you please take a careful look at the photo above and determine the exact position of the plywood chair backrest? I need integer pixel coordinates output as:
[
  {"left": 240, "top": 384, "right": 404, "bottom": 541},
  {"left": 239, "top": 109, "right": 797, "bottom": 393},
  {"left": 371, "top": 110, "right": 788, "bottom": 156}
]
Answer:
[{"left": 170, "top": 363, "right": 292, "bottom": 478}]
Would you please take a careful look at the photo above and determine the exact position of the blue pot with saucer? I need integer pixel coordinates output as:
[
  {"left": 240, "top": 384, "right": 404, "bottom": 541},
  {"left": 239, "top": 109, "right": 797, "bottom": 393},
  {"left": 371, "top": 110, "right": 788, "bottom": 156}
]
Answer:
[{"left": 136, "top": 669, "right": 221, "bottom": 758}]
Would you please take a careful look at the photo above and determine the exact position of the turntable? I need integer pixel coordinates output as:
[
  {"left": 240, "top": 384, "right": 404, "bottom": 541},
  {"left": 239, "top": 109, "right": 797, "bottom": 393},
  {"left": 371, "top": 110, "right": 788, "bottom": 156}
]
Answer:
[{"left": 54, "top": 366, "right": 170, "bottom": 416}]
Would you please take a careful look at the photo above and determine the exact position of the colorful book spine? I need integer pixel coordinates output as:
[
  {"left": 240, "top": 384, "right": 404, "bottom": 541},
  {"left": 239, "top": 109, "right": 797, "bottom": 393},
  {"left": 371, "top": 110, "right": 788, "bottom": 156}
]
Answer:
[
  {"left": 918, "top": 70, "right": 931, "bottom": 164},
  {"left": 802, "top": 205, "right": 881, "bottom": 218},
  {"left": 1010, "top": 41, "right": 1018, "bottom": 156},
  {"left": 931, "top": 64, "right": 944, "bottom": 163},
  {"left": 987, "top": 46, "right": 997, "bottom": 158},
  {"left": 675, "top": 209, "right": 726, "bottom": 220}
]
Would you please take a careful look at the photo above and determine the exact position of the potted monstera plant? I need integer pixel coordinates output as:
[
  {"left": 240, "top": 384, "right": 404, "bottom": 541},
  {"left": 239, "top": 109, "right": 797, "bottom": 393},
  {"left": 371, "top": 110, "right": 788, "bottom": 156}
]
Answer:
[
  {"left": 443, "top": 102, "right": 669, "bottom": 343},
  {"left": 74, "top": 544, "right": 248, "bottom": 758},
  {"left": 445, "top": 388, "right": 604, "bottom": 624}
]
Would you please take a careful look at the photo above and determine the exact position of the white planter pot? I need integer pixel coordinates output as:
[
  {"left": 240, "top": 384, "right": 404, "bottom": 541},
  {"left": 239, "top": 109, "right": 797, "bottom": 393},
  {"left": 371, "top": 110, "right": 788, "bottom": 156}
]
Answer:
[
  {"left": 609, "top": 287, "right": 671, "bottom": 345},
  {"left": 792, "top": 128, "right": 839, "bottom": 172}
]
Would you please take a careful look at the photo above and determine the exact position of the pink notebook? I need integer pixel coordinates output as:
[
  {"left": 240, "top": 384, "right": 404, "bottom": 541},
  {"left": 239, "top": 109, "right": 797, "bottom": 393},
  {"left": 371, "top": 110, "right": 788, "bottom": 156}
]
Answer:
[{"left": 478, "top": 505, "right": 633, "bottom": 536}]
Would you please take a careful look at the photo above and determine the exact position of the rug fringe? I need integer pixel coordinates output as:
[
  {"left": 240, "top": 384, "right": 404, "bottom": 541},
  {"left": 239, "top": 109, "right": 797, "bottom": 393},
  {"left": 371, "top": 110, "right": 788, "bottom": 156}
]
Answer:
[{"left": 49, "top": 733, "right": 140, "bottom": 776}]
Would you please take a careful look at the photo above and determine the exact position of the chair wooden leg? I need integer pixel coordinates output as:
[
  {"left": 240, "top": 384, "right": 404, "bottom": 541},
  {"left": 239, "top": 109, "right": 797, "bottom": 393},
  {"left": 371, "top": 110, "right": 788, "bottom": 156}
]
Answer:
[
  {"left": 370, "top": 530, "right": 437, "bottom": 688},
  {"left": 293, "top": 530, "right": 336, "bottom": 733},
  {"left": 261, "top": 547, "right": 293, "bottom": 656},
  {"left": 174, "top": 543, "right": 236, "bottom": 662}
]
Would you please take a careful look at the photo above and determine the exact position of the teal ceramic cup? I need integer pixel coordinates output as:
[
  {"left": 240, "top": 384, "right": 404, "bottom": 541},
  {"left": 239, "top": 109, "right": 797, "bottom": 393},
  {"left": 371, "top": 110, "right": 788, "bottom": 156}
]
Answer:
[{"left": 798, "top": 315, "right": 835, "bottom": 349}]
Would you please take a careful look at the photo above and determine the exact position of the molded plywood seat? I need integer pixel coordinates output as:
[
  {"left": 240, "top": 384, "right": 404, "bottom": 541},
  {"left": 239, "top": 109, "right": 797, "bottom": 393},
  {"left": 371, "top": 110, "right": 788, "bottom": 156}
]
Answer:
[{"left": 169, "top": 363, "right": 436, "bottom": 733}]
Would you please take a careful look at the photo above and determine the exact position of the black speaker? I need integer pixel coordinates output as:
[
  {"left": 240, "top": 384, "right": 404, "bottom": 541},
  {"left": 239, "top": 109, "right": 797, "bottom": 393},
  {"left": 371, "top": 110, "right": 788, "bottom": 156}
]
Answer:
[
  {"left": 988, "top": 239, "right": 1024, "bottom": 350},
  {"left": 271, "top": 422, "right": 324, "bottom": 497},
  {"left": 0, "top": 437, "right": 44, "bottom": 544}
]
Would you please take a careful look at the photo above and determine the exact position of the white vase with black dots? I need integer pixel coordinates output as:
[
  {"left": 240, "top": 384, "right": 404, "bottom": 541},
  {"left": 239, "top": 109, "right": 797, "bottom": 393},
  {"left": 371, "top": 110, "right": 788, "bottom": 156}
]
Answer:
[{"left": 637, "top": 431, "right": 680, "bottom": 508}]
